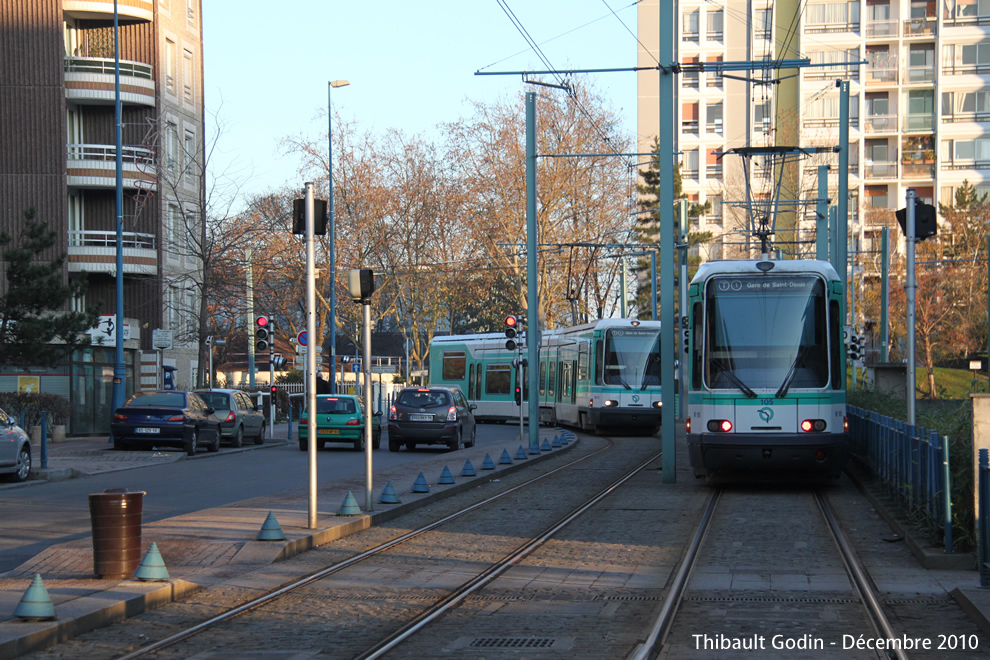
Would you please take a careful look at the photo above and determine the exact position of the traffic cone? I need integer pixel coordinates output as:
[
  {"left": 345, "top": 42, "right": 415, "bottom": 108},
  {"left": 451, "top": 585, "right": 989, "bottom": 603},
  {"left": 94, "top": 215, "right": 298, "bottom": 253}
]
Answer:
[
  {"left": 516, "top": 445, "right": 529, "bottom": 460},
  {"left": 541, "top": 438, "right": 552, "bottom": 452},
  {"left": 380, "top": 481, "right": 401, "bottom": 504},
  {"left": 461, "top": 459, "right": 477, "bottom": 477},
  {"left": 411, "top": 472, "right": 430, "bottom": 493},
  {"left": 257, "top": 511, "right": 286, "bottom": 541},
  {"left": 438, "top": 465, "right": 455, "bottom": 485},
  {"left": 528, "top": 442, "right": 540, "bottom": 455},
  {"left": 337, "top": 491, "right": 363, "bottom": 516},
  {"left": 133, "top": 542, "right": 170, "bottom": 581},
  {"left": 552, "top": 434, "right": 562, "bottom": 448},
  {"left": 13, "top": 574, "right": 56, "bottom": 620},
  {"left": 499, "top": 449, "right": 513, "bottom": 464},
  {"left": 481, "top": 453, "right": 497, "bottom": 470}
]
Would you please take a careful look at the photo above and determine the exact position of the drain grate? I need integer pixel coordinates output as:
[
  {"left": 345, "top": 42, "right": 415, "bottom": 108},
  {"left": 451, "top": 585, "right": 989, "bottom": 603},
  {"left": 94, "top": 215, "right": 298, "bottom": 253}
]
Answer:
[
  {"left": 686, "top": 596, "right": 860, "bottom": 604},
  {"left": 469, "top": 638, "right": 557, "bottom": 649}
]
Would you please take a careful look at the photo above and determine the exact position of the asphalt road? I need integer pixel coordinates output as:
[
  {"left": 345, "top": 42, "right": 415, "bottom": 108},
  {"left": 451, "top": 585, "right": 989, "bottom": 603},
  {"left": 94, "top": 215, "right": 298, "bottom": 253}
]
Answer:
[{"left": 0, "top": 423, "right": 522, "bottom": 573}]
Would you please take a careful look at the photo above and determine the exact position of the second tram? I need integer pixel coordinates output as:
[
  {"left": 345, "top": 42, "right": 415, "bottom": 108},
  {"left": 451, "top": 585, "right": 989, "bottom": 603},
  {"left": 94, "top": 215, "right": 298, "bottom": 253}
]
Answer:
[{"left": 685, "top": 259, "right": 849, "bottom": 480}]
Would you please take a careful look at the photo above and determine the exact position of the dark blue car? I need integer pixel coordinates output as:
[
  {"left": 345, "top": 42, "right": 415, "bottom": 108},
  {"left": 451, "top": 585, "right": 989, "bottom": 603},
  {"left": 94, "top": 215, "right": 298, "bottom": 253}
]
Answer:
[{"left": 111, "top": 390, "right": 220, "bottom": 456}]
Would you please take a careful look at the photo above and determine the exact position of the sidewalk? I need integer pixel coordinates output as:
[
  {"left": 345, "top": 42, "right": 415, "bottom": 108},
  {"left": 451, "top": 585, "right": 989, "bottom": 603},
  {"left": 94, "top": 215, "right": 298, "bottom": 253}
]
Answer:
[{"left": 0, "top": 429, "right": 577, "bottom": 657}]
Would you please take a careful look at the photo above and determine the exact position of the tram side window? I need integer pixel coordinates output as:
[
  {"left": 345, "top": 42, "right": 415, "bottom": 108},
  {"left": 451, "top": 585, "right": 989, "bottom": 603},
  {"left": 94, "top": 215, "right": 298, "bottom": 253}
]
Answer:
[
  {"left": 468, "top": 364, "right": 475, "bottom": 399},
  {"left": 578, "top": 346, "right": 588, "bottom": 381},
  {"left": 830, "top": 299, "right": 841, "bottom": 390},
  {"left": 691, "top": 301, "right": 702, "bottom": 390},
  {"left": 560, "top": 362, "right": 572, "bottom": 402},
  {"left": 539, "top": 361, "right": 546, "bottom": 397},
  {"left": 594, "top": 339, "right": 603, "bottom": 385},
  {"left": 485, "top": 363, "right": 511, "bottom": 395},
  {"left": 475, "top": 364, "right": 482, "bottom": 399},
  {"left": 442, "top": 351, "right": 466, "bottom": 381},
  {"left": 548, "top": 361, "right": 556, "bottom": 399}
]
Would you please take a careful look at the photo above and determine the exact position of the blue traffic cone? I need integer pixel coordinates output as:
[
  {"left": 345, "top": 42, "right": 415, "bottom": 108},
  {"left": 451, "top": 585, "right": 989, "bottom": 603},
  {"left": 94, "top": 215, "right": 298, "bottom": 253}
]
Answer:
[
  {"left": 380, "top": 481, "right": 401, "bottom": 504},
  {"left": 516, "top": 445, "right": 529, "bottom": 460},
  {"left": 461, "top": 459, "right": 477, "bottom": 477},
  {"left": 552, "top": 434, "right": 562, "bottom": 448},
  {"left": 499, "top": 449, "right": 513, "bottom": 464},
  {"left": 560, "top": 432, "right": 571, "bottom": 445},
  {"left": 411, "top": 471, "right": 430, "bottom": 493},
  {"left": 528, "top": 442, "right": 540, "bottom": 455},
  {"left": 337, "top": 491, "right": 363, "bottom": 516},
  {"left": 13, "top": 574, "right": 56, "bottom": 620},
  {"left": 438, "top": 465, "right": 455, "bottom": 485},
  {"left": 541, "top": 438, "right": 552, "bottom": 452},
  {"left": 481, "top": 453, "right": 497, "bottom": 470},
  {"left": 257, "top": 511, "right": 286, "bottom": 541},
  {"left": 133, "top": 542, "right": 170, "bottom": 581}
]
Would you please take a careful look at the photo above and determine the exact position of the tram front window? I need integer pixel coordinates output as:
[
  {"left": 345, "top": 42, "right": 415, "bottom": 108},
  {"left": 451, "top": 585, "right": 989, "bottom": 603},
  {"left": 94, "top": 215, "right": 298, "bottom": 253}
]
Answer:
[
  {"left": 602, "top": 329, "right": 662, "bottom": 389},
  {"left": 704, "top": 275, "right": 829, "bottom": 391}
]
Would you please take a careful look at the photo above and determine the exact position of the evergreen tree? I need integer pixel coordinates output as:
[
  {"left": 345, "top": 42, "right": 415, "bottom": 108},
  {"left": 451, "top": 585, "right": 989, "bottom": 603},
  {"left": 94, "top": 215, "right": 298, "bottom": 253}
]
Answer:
[
  {"left": 631, "top": 137, "right": 713, "bottom": 315},
  {"left": 0, "top": 208, "right": 100, "bottom": 368}
]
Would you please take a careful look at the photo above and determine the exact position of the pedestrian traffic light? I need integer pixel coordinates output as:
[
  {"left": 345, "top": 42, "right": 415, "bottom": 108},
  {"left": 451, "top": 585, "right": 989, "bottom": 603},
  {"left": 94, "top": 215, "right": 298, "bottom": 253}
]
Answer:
[
  {"left": 256, "top": 315, "right": 271, "bottom": 352},
  {"left": 505, "top": 315, "right": 519, "bottom": 351},
  {"left": 848, "top": 334, "right": 862, "bottom": 361}
]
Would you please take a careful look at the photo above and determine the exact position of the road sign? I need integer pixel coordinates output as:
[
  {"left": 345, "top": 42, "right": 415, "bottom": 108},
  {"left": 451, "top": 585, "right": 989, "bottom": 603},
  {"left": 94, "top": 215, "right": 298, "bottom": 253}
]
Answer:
[
  {"left": 297, "top": 331, "right": 307, "bottom": 346},
  {"left": 371, "top": 365, "right": 398, "bottom": 373},
  {"left": 296, "top": 346, "right": 322, "bottom": 354},
  {"left": 152, "top": 328, "right": 173, "bottom": 350}
]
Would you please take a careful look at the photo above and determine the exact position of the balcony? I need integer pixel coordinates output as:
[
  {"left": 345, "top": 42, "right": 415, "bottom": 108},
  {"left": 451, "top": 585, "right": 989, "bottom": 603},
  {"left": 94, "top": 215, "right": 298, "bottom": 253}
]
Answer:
[
  {"left": 63, "top": 0, "right": 153, "bottom": 23},
  {"left": 64, "top": 57, "right": 154, "bottom": 106},
  {"left": 864, "top": 161, "right": 898, "bottom": 178},
  {"left": 806, "top": 20, "right": 860, "bottom": 34},
  {"left": 67, "top": 144, "right": 157, "bottom": 190},
  {"left": 903, "top": 17, "right": 937, "bottom": 37},
  {"left": 865, "top": 114, "right": 897, "bottom": 132},
  {"left": 902, "top": 162, "right": 935, "bottom": 178},
  {"left": 865, "top": 20, "right": 898, "bottom": 38},
  {"left": 865, "top": 66, "right": 898, "bottom": 85},
  {"left": 67, "top": 230, "right": 157, "bottom": 277},
  {"left": 904, "top": 64, "right": 935, "bottom": 84}
]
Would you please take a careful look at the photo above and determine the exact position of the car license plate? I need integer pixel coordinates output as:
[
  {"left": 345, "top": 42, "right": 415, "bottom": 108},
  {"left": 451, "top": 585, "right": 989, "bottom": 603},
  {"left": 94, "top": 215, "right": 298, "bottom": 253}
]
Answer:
[
  {"left": 409, "top": 414, "right": 433, "bottom": 421},
  {"left": 136, "top": 427, "right": 160, "bottom": 434},
  {"left": 318, "top": 429, "right": 340, "bottom": 435}
]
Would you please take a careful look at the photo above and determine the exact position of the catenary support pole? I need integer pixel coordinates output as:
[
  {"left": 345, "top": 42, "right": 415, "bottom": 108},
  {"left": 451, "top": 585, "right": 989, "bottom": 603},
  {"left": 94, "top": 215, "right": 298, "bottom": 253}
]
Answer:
[
  {"left": 111, "top": 0, "right": 126, "bottom": 413},
  {"left": 816, "top": 165, "right": 829, "bottom": 261},
  {"left": 660, "top": 0, "right": 676, "bottom": 482},
  {"left": 906, "top": 188, "right": 917, "bottom": 426},
  {"left": 305, "top": 183, "right": 318, "bottom": 528},
  {"left": 525, "top": 92, "right": 540, "bottom": 450},
  {"left": 363, "top": 301, "right": 373, "bottom": 512},
  {"left": 881, "top": 228, "right": 889, "bottom": 362}
]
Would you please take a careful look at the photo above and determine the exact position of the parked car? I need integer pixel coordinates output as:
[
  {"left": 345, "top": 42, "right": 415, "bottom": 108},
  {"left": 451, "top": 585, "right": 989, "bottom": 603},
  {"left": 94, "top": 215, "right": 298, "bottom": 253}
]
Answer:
[
  {"left": 194, "top": 389, "right": 266, "bottom": 447},
  {"left": 111, "top": 390, "right": 220, "bottom": 456},
  {"left": 388, "top": 386, "right": 476, "bottom": 452},
  {"left": 297, "top": 394, "right": 382, "bottom": 452},
  {"left": 0, "top": 407, "right": 31, "bottom": 482}
]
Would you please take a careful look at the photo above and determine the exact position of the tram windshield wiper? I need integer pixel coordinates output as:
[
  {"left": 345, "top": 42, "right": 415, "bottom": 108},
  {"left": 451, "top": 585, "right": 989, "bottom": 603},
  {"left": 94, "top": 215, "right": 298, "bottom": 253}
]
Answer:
[
  {"left": 775, "top": 346, "right": 809, "bottom": 399},
  {"left": 710, "top": 359, "right": 757, "bottom": 398}
]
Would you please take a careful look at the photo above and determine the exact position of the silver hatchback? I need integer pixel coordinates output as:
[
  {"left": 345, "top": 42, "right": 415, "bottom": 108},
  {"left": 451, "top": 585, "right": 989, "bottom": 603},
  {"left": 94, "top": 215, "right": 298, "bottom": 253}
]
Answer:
[{"left": 0, "top": 407, "right": 31, "bottom": 482}]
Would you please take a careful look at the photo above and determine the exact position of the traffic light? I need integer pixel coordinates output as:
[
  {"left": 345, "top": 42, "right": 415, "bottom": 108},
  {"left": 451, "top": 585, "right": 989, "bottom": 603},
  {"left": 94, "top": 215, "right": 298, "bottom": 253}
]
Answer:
[
  {"left": 505, "top": 315, "right": 519, "bottom": 351},
  {"left": 271, "top": 355, "right": 287, "bottom": 370},
  {"left": 256, "top": 315, "right": 271, "bottom": 352},
  {"left": 270, "top": 385, "right": 278, "bottom": 395},
  {"left": 514, "top": 385, "right": 522, "bottom": 405},
  {"left": 683, "top": 329, "right": 690, "bottom": 354},
  {"left": 848, "top": 334, "right": 862, "bottom": 361}
]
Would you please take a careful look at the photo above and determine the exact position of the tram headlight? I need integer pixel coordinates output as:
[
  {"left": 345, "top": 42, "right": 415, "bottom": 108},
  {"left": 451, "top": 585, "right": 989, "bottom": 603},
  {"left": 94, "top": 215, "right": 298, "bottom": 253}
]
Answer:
[
  {"left": 800, "top": 419, "right": 827, "bottom": 432},
  {"left": 707, "top": 419, "right": 733, "bottom": 433},
  {"left": 604, "top": 400, "right": 618, "bottom": 407},
  {"left": 652, "top": 401, "right": 662, "bottom": 408}
]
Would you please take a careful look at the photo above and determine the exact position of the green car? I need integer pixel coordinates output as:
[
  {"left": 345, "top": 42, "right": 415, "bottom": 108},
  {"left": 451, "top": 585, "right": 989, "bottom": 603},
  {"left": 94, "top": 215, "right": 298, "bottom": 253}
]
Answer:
[{"left": 298, "top": 394, "right": 382, "bottom": 451}]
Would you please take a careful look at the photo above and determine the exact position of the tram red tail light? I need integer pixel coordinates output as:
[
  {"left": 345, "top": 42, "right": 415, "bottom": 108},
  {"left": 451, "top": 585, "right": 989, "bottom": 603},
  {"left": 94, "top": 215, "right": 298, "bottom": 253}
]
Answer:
[
  {"left": 800, "top": 419, "right": 827, "bottom": 432},
  {"left": 707, "top": 419, "right": 733, "bottom": 432},
  {"left": 685, "top": 417, "right": 691, "bottom": 433},
  {"left": 843, "top": 417, "right": 849, "bottom": 433},
  {"left": 815, "top": 449, "right": 828, "bottom": 461}
]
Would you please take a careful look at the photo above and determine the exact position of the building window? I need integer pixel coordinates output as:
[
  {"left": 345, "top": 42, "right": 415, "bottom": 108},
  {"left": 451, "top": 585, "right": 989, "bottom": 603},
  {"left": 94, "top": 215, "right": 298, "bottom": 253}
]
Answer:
[
  {"left": 186, "top": 0, "right": 195, "bottom": 22},
  {"left": 707, "top": 9, "right": 724, "bottom": 40},
  {"left": 682, "top": 150, "right": 700, "bottom": 179},
  {"left": 942, "top": 90, "right": 990, "bottom": 121},
  {"left": 682, "top": 56, "right": 700, "bottom": 87},
  {"left": 165, "top": 39, "right": 176, "bottom": 94},
  {"left": 682, "top": 102, "right": 699, "bottom": 134},
  {"left": 754, "top": 99, "right": 773, "bottom": 132},
  {"left": 708, "top": 195, "right": 723, "bottom": 220},
  {"left": 806, "top": 1, "right": 861, "bottom": 32},
  {"left": 183, "top": 130, "right": 196, "bottom": 184},
  {"left": 683, "top": 10, "right": 700, "bottom": 39},
  {"left": 182, "top": 49, "right": 194, "bottom": 102},
  {"left": 165, "top": 121, "right": 179, "bottom": 178},
  {"left": 755, "top": 8, "right": 772, "bottom": 39},
  {"left": 807, "top": 48, "right": 860, "bottom": 81},
  {"left": 707, "top": 103, "right": 723, "bottom": 134}
]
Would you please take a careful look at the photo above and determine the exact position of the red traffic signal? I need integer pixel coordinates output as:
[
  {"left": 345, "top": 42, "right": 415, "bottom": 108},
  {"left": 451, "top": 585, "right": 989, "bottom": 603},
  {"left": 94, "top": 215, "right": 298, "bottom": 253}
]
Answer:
[
  {"left": 256, "top": 316, "right": 271, "bottom": 352},
  {"left": 505, "top": 314, "right": 518, "bottom": 328},
  {"left": 256, "top": 315, "right": 269, "bottom": 328},
  {"left": 270, "top": 385, "right": 278, "bottom": 395}
]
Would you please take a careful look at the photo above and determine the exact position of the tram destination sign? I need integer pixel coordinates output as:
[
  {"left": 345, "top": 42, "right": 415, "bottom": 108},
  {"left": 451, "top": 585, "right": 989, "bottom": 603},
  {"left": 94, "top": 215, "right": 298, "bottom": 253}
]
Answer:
[{"left": 712, "top": 276, "right": 818, "bottom": 296}]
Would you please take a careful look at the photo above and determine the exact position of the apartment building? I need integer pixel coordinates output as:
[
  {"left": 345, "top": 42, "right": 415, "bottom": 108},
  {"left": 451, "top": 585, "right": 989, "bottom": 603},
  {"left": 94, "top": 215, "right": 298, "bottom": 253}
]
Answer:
[
  {"left": 0, "top": 0, "right": 205, "bottom": 434},
  {"left": 637, "top": 0, "right": 989, "bottom": 262}
]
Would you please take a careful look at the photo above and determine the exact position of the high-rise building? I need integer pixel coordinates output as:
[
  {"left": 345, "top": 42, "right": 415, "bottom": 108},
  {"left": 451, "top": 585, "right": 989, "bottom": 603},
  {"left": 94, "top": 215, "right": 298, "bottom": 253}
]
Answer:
[
  {"left": 0, "top": 0, "right": 205, "bottom": 434},
  {"left": 637, "top": 0, "right": 985, "bottom": 263}
]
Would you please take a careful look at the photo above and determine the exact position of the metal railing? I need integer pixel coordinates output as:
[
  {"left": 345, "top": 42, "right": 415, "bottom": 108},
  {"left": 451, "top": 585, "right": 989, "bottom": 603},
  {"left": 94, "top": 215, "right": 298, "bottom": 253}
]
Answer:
[
  {"left": 865, "top": 66, "right": 898, "bottom": 84},
  {"left": 67, "top": 144, "right": 155, "bottom": 164},
  {"left": 69, "top": 230, "right": 156, "bottom": 250},
  {"left": 865, "top": 161, "right": 898, "bottom": 178},
  {"left": 64, "top": 56, "right": 152, "bottom": 79},
  {"left": 865, "top": 20, "right": 898, "bottom": 38},
  {"left": 903, "top": 17, "right": 937, "bottom": 36},
  {"left": 904, "top": 113, "right": 935, "bottom": 131},
  {"left": 848, "top": 405, "right": 953, "bottom": 552},
  {"left": 865, "top": 114, "right": 897, "bottom": 132},
  {"left": 905, "top": 64, "right": 935, "bottom": 83}
]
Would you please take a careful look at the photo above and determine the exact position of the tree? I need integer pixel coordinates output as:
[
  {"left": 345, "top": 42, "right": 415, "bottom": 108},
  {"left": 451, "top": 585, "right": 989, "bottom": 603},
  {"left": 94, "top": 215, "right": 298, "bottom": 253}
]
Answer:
[{"left": 0, "top": 208, "right": 99, "bottom": 367}]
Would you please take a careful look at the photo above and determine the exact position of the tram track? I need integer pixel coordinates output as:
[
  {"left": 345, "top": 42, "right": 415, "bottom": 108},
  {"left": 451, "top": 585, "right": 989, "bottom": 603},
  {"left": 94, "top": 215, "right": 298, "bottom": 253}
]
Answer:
[
  {"left": 103, "top": 435, "right": 661, "bottom": 659},
  {"left": 634, "top": 487, "right": 908, "bottom": 660}
]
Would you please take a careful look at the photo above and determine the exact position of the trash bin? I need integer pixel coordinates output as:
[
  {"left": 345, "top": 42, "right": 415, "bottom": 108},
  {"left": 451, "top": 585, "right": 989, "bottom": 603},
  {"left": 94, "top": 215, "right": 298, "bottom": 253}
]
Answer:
[{"left": 88, "top": 488, "right": 145, "bottom": 579}]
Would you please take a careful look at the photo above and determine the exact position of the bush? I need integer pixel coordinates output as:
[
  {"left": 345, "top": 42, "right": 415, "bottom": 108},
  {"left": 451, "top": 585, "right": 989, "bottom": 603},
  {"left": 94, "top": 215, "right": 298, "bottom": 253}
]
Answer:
[{"left": 0, "top": 392, "right": 71, "bottom": 429}]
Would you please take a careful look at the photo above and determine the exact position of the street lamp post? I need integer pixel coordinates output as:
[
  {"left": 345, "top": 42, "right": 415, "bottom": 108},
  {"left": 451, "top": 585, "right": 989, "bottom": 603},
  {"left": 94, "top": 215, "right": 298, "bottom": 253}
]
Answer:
[{"left": 328, "top": 80, "right": 350, "bottom": 394}]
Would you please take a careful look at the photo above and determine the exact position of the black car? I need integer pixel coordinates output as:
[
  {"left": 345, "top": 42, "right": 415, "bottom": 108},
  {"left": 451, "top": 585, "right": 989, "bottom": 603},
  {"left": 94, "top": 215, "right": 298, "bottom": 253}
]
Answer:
[
  {"left": 111, "top": 390, "right": 221, "bottom": 456},
  {"left": 194, "top": 389, "right": 266, "bottom": 447},
  {"left": 388, "top": 386, "right": 477, "bottom": 452}
]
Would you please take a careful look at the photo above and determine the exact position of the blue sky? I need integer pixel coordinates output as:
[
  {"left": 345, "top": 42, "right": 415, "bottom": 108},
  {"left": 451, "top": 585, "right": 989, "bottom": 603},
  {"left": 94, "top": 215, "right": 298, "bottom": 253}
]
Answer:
[{"left": 202, "top": 1, "right": 642, "bottom": 205}]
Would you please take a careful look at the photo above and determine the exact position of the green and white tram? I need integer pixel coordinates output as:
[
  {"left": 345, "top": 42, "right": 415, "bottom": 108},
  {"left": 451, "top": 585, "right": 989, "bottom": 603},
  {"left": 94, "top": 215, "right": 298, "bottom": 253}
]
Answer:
[
  {"left": 429, "top": 319, "right": 664, "bottom": 432},
  {"left": 685, "top": 259, "right": 849, "bottom": 480}
]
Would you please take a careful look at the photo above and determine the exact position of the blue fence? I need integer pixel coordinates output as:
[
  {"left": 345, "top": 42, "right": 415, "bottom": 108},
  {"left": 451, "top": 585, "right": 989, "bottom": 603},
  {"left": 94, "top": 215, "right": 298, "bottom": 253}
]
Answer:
[{"left": 847, "top": 405, "right": 953, "bottom": 552}]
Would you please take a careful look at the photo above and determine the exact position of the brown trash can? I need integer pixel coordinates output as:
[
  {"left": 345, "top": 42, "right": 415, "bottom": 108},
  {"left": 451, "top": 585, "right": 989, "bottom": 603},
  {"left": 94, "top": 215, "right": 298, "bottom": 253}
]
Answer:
[{"left": 88, "top": 488, "right": 145, "bottom": 579}]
